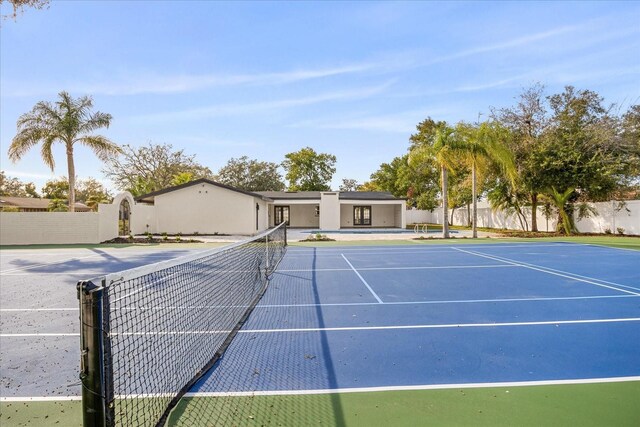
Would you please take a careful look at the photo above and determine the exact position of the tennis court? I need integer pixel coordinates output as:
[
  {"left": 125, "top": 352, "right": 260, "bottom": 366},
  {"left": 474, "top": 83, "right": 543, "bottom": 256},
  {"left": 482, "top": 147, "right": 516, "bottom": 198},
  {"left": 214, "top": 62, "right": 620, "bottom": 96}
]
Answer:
[{"left": 1, "top": 239, "right": 639, "bottom": 426}]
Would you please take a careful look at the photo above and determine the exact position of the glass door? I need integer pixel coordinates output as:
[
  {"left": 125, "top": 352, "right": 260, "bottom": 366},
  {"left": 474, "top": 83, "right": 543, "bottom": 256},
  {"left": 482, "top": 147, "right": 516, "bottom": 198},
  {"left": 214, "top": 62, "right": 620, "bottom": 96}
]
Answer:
[
  {"left": 353, "top": 206, "right": 371, "bottom": 226},
  {"left": 274, "top": 206, "right": 290, "bottom": 226}
]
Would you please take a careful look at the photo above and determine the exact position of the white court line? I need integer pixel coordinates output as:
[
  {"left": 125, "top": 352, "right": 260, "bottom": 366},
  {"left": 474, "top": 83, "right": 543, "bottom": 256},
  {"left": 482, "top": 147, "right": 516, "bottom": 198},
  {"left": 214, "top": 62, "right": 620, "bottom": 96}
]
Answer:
[
  {"left": 286, "top": 243, "right": 575, "bottom": 253},
  {"left": 453, "top": 248, "right": 640, "bottom": 296},
  {"left": 341, "top": 254, "right": 383, "bottom": 304},
  {"left": 481, "top": 254, "right": 640, "bottom": 293},
  {"left": 4, "top": 317, "right": 640, "bottom": 337},
  {"left": 238, "top": 317, "right": 640, "bottom": 333},
  {"left": 3, "top": 294, "right": 638, "bottom": 312},
  {"left": 185, "top": 376, "right": 640, "bottom": 397},
  {"left": 3, "top": 375, "right": 639, "bottom": 402},
  {"left": 278, "top": 264, "right": 517, "bottom": 272}
]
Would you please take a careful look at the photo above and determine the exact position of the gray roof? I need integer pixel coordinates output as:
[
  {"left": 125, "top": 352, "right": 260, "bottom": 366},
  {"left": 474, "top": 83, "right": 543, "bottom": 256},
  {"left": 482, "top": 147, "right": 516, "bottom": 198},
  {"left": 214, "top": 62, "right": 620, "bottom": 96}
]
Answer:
[
  {"left": 255, "top": 191, "right": 322, "bottom": 200},
  {"left": 0, "top": 196, "right": 91, "bottom": 210},
  {"left": 255, "top": 191, "right": 404, "bottom": 201},
  {"left": 135, "top": 179, "right": 272, "bottom": 203}
]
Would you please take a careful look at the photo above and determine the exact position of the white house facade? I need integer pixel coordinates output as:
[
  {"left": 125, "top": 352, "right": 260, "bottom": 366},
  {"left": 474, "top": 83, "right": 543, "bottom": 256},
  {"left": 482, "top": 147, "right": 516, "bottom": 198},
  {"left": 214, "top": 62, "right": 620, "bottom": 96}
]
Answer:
[{"left": 133, "top": 180, "right": 407, "bottom": 235}]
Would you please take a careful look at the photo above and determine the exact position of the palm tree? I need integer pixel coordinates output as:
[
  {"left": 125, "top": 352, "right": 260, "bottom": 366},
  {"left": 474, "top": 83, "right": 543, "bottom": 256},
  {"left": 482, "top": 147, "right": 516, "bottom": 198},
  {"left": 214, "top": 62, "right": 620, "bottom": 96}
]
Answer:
[
  {"left": 456, "top": 121, "right": 516, "bottom": 238},
  {"left": 8, "top": 91, "right": 121, "bottom": 212},
  {"left": 410, "top": 126, "right": 459, "bottom": 238},
  {"left": 547, "top": 187, "right": 575, "bottom": 235},
  {"left": 85, "top": 194, "right": 110, "bottom": 212}
]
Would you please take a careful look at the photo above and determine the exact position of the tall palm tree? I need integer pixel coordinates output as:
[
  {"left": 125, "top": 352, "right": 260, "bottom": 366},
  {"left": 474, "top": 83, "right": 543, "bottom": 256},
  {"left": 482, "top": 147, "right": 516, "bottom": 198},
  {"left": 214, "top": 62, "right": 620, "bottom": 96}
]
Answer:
[
  {"left": 8, "top": 91, "right": 121, "bottom": 212},
  {"left": 410, "top": 126, "right": 459, "bottom": 238},
  {"left": 456, "top": 121, "right": 516, "bottom": 238}
]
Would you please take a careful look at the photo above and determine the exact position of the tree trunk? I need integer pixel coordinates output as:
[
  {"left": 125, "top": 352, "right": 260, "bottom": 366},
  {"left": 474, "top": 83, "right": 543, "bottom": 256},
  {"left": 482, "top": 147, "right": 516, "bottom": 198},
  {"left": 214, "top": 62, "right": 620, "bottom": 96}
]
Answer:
[
  {"left": 466, "top": 203, "right": 471, "bottom": 227},
  {"left": 531, "top": 193, "right": 538, "bottom": 232},
  {"left": 67, "top": 144, "right": 76, "bottom": 213},
  {"left": 472, "top": 162, "right": 477, "bottom": 238},
  {"left": 442, "top": 166, "right": 449, "bottom": 238},
  {"left": 450, "top": 206, "right": 456, "bottom": 225}
]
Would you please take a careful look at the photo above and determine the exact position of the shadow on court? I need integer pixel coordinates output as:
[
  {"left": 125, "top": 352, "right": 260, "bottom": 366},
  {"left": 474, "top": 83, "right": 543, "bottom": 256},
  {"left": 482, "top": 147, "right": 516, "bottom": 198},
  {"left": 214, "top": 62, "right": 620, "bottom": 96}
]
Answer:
[
  {"left": 3, "top": 249, "right": 195, "bottom": 275},
  {"left": 167, "top": 248, "right": 346, "bottom": 427}
]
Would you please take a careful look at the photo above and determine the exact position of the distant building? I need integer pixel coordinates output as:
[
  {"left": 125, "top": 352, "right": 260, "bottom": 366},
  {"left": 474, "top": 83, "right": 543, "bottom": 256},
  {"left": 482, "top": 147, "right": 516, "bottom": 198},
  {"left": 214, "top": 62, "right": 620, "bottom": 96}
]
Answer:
[{"left": 0, "top": 196, "right": 91, "bottom": 212}]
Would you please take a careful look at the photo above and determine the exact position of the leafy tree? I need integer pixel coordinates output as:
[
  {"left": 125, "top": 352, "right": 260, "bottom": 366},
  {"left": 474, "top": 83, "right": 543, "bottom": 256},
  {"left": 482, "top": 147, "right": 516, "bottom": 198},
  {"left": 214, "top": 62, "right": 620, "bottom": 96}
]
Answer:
[
  {"left": 491, "top": 83, "right": 550, "bottom": 231},
  {"left": 42, "top": 176, "right": 111, "bottom": 206},
  {"left": 47, "top": 198, "right": 67, "bottom": 212},
  {"left": 357, "top": 181, "right": 382, "bottom": 191},
  {"left": 620, "top": 105, "right": 640, "bottom": 192},
  {"left": 216, "top": 156, "right": 285, "bottom": 191},
  {"left": 0, "top": 171, "right": 39, "bottom": 197},
  {"left": 339, "top": 178, "right": 360, "bottom": 192},
  {"left": 103, "top": 142, "right": 213, "bottom": 194},
  {"left": 8, "top": 91, "right": 121, "bottom": 212},
  {"left": 530, "top": 86, "right": 636, "bottom": 233},
  {"left": 41, "top": 177, "right": 69, "bottom": 199},
  {"left": 24, "top": 182, "right": 39, "bottom": 198},
  {"left": 85, "top": 194, "right": 110, "bottom": 211},
  {"left": 282, "top": 147, "right": 336, "bottom": 191},
  {"left": 76, "top": 178, "right": 111, "bottom": 204},
  {"left": 369, "top": 154, "right": 439, "bottom": 210},
  {"left": 455, "top": 121, "right": 516, "bottom": 237},
  {"left": 1, "top": 0, "right": 49, "bottom": 21},
  {"left": 171, "top": 172, "right": 194, "bottom": 186}
]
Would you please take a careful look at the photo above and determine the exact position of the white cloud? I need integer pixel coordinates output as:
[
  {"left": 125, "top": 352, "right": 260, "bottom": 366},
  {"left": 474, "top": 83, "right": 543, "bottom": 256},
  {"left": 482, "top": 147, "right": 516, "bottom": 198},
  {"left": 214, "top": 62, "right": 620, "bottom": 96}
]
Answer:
[
  {"left": 288, "top": 108, "right": 453, "bottom": 134},
  {"left": 1, "top": 170, "right": 56, "bottom": 180},
  {"left": 130, "top": 81, "right": 396, "bottom": 122},
  {"left": 4, "top": 62, "right": 388, "bottom": 97}
]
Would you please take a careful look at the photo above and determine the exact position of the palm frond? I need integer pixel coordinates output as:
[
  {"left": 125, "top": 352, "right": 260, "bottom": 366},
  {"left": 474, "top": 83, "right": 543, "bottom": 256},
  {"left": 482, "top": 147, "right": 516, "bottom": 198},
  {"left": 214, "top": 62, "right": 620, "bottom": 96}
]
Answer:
[
  {"left": 40, "top": 135, "right": 57, "bottom": 170},
  {"left": 77, "top": 135, "right": 123, "bottom": 161}
]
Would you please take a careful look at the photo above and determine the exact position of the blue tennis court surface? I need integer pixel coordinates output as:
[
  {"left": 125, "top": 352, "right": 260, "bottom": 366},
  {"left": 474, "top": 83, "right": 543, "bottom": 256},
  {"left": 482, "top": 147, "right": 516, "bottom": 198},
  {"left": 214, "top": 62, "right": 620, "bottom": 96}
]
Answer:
[{"left": 189, "top": 242, "right": 640, "bottom": 394}]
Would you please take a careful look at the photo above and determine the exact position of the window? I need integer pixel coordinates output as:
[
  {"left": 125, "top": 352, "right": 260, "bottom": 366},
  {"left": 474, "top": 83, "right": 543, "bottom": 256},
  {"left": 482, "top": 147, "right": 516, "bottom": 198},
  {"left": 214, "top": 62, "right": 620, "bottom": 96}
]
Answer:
[
  {"left": 314, "top": 206, "right": 320, "bottom": 217},
  {"left": 274, "top": 206, "right": 290, "bottom": 226},
  {"left": 353, "top": 206, "right": 372, "bottom": 226}
]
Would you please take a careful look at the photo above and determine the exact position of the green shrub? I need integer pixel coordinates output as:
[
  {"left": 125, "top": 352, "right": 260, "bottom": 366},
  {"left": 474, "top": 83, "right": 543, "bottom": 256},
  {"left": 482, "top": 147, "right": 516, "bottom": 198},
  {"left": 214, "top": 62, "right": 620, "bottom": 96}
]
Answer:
[
  {"left": 604, "top": 228, "right": 612, "bottom": 234},
  {"left": 617, "top": 227, "right": 625, "bottom": 235}
]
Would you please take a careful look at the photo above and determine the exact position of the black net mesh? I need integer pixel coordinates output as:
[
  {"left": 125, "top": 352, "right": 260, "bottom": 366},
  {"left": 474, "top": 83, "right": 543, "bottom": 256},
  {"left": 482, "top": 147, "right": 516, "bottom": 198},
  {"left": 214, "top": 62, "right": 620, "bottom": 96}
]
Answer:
[{"left": 92, "top": 224, "right": 286, "bottom": 427}]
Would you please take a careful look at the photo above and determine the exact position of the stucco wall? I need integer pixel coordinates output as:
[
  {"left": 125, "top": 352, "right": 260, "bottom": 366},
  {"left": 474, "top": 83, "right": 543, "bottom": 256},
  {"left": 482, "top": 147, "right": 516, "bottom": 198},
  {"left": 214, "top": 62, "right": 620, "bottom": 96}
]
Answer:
[
  {"left": 340, "top": 203, "right": 403, "bottom": 228},
  {"left": 288, "top": 204, "right": 320, "bottom": 227},
  {"left": 0, "top": 212, "right": 100, "bottom": 245},
  {"left": 319, "top": 193, "right": 340, "bottom": 230},
  {"left": 153, "top": 182, "right": 264, "bottom": 235}
]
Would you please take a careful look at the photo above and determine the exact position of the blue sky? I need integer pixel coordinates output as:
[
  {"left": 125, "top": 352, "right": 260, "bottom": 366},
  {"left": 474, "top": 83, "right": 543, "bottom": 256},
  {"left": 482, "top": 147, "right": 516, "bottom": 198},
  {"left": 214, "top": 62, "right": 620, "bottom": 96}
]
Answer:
[{"left": 1, "top": 1, "right": 639, "bottom": 193}]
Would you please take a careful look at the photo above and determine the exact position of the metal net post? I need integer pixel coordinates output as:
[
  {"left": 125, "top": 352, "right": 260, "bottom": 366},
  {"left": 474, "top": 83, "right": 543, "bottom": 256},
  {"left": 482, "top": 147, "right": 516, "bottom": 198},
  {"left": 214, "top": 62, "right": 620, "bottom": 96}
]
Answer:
[{"left": 78, "top": 279, "right": 111, "bottom": 427}]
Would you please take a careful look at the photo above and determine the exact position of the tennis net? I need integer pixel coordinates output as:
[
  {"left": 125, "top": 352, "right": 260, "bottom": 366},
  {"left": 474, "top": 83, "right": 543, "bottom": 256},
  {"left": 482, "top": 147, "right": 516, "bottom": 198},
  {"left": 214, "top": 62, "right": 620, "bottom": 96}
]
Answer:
[{"left": 78, "top": 223, "right": 287, "bottom": 427}]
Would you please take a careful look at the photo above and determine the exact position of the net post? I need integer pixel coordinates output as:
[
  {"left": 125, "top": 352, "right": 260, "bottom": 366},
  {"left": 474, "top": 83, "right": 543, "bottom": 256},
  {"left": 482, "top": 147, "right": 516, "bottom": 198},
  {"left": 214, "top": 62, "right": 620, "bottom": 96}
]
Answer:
[
  {"left": 78, "top": 279, "right": 109, "bottom": 427},
  {"left": 265, "top": 229, "right": 270, "bottom": 271}
]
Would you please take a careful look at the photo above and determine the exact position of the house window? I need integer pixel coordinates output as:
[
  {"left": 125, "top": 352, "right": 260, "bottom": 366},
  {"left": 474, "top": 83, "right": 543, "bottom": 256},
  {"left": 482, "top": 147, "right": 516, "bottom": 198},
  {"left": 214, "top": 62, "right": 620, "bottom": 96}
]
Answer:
[
  {"left": 353, "top": 206, "right": 372, "bottom": 226},
  {"left": 274, "top": 206, "right": 290, "bottom": 226},
  {"left": 314, "top": 206, "right": 320, "bottom": 217}
]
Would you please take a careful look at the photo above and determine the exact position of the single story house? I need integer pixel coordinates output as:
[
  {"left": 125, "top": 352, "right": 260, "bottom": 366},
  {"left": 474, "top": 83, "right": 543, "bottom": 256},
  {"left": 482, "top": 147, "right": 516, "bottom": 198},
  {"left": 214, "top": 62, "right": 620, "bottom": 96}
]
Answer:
[
  {"left": 256, "top": 191, "right": 406, "bottom": 230},
  {"left": 133, "top": 179, "right": 406, "bottom": 235},
  {"left": 0, "top": 196, "right": 91, "bottom": 212}
]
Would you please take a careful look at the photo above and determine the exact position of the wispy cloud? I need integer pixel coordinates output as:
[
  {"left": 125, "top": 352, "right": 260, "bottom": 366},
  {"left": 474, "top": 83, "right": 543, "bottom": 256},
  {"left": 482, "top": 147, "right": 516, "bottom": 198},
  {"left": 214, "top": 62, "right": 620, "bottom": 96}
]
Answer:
[
  {"left": 425, "top": 25, "right": 583, "bottom": 65},
  {"left": 4, "top": 62, "right": 389, "bottom": 97},
  {"left": 288, "top": 108, "right": 453, "bottom": 134},
  {"left": 131, "top": 81, "right": 395, "bottom": 122},
  {"left": 1, "top": 170, "right": 56, "bottom": 180}
]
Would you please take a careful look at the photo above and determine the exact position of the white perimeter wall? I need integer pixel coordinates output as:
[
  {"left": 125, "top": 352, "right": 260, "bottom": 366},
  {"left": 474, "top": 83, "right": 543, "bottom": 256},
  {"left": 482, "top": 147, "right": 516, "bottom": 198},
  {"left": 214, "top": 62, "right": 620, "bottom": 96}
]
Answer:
[
  {"left": 0, "top": 212, "right": 100, "bottom": 245},
  {"left": 407, "top": 199, "right": 640, "bottom": 235}
]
